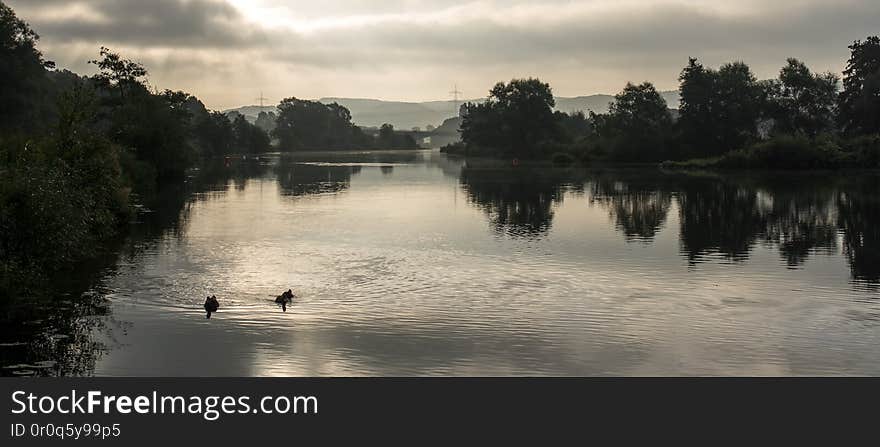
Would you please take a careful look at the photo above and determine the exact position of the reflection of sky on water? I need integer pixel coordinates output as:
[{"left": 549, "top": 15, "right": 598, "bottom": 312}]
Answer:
[{"left": 8, "top": 150, "right": 879, "bottom": 376}]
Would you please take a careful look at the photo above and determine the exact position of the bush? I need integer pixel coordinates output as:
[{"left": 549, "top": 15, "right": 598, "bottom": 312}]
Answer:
[
  {"left": 0, "top": 128, "right": 130, "bottom": 282},
  {"left": 713, "top": 135, "right": 844, "bottom": 169},
  {"left": 839, "top": 134, "right": 880, "bottom": 168}
]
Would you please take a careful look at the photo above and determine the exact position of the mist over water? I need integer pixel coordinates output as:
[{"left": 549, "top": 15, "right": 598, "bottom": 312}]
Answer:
[{"left": 4, "top": 150, "right": 879, "bottom": 376}]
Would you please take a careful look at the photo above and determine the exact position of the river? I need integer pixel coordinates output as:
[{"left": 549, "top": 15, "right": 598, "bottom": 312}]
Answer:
[{"left": 3, "top": 149, "right": 880, "bottom": 376}]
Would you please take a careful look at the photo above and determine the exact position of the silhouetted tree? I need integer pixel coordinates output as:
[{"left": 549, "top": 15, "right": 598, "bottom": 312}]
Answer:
[
  {"left": 194, "top": 111, "right": 234, "bottom": 157},
  {"left": 273, "top": 98, "right": 370, "bottom": 151},
  {"left": 89, "top": 46, "right": 147, "bottom": 101},
  {"left": 555, "top": 111, "right": 592, "bottom": 143},
  {"left": 232, "top": 114, "right": 270, "bottom": 154},
  {"left": 460, "top": 78, "right": 557, "bottom": 157},
  {"left": 459, "top": 100, "right": 503, "bottom": 152},
  {"left": 379, "top": 123, "right": 395, "bottom": 145},
  {"left": 678, "top": 59, "right": 763, "bottom": 156},
  {"left": 767, "top": 58, "right": 839, "bottom": 137},
  {"left": 87, "top": 48, "right": 196, "bottom": 180},
  {"left": 591, "top": 82, "right": 672, "bottom": 161},
  {"left": 375, "top": 123, "right": 418, "bottom": 149},
  {"left": 838, "top": 36, "right": 880, "bottom": 136},
  {"left": 0, "top": 2, "right": 55, "bottom": 131}
]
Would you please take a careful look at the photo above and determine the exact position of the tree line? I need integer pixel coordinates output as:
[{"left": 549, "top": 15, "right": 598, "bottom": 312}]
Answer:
[
  {"left": 0, "top": 0, "right": 425, "bottom": 295},
  {"left": 448, "top": 37, "right": 880, "bottom": 168},
  {"left": 272, "top": 98, "right": 418, "bottom": 151}
]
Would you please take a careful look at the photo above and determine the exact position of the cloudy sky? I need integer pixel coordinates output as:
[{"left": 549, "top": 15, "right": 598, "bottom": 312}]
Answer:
[{"left": 7, "top": 0, "right": 879, "bottom": 110}]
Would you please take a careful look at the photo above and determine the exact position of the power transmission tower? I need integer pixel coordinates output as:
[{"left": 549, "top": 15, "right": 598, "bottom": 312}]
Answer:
[
  {"left": 449, "top": 84, "right": 462, "bottom": 117},
  {"left": 256, "top": 91, "right": 270, "bottom": 109}
]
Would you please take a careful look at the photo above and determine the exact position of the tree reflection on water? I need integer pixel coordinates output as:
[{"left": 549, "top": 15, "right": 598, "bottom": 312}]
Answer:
[
  {"left": 4, "top": 154, "right": 879, "bottom": 376},
  {"left": 0, "top": 157, "right": 272, "bottom": 376},
  {"left": 459, "top": 165, "right": 880, "bottom": 288}
]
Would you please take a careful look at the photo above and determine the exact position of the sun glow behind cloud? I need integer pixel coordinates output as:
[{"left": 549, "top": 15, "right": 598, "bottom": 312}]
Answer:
[
  {"left": 6, "top": 0, "right": 879, "bottom": 109},
  {"left": 225, "top": 0, "right": 293, "bottom": 29}
]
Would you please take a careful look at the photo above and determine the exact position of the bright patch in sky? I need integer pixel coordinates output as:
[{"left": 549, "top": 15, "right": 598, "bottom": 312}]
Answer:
[{"left": 5, "top": 0, "right": 879, "bottom": 109}]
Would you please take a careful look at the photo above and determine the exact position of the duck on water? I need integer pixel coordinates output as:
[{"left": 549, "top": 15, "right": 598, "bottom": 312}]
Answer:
[
  {"left": 276, "top": 289, "right": 295, "bottom": 312},
  {"left": 202, "top": 289, "right": 295, "bottom": 318},
  {"left": 204, "top": 295, "right": 220, "bottom": 319}
]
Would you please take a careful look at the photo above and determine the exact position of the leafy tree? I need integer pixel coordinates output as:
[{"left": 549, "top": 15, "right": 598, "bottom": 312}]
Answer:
[
  {"left": 89, "top": 46, "right": 148, "bottom": 100},
  {"left": 555, "top": 111, "right": 592, "bottom": 143},
  {"left": 379, "top": 123, "right": 395, "bottom": 144},
  {"left": 88, "top": 48, "right": 194, "bottom": 180},
  {"left": 459, "top": 101, "right": 503, "bottom": 152},
  {"left": 714, "top": 62, "right": 763, "bottom": 152},
  {"left": 1, "top": 79, "right": 127, "bottom": 276},
  {"left": 232, "top": 114, "right": 270, "bottom": 154},
  {"left": 591, "top": 82, "right": 672, "bottom": 161},
  {"left": 461, "top": 78, "right": 557, "bottom": 157},
  {"left": 767, "top": 59, "right": 839, "bottom": 137},
  {"left": 0, "top": 1, "right": 55, "bottom": 131},
  {"left": 194, "top": 111, "right": 234, "bottom": 157},
  {"left": 839, "top": 36, "right": 880, "bottom": 136},
  {"left": 677, "top": 58, "right": 715, "bottom": 156},
  {"left": 606, "top": 82, "right": 672, "bottom": 133},
  {"left": 490, "top": 78, "right": 557, "bottom": 154},
  {"left": 273, "top": 98, "right": 369, "bottom": 151},
  {"left": 376, "top": 123, "right": 418, "bottom": 149},
  {"left": 678, "top": 59, "right": 763, "bottom": 156}
]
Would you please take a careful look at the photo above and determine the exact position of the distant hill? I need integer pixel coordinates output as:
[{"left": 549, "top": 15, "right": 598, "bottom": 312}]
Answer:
[
  {"left": 318, "top": 97, "right": 463, "bottom": 130},
  {"left": 555, "top": 91, "right": 680, "bottom": 115},
  {"left": 223, "top": 91, "right": 680, "bottom": 131}
]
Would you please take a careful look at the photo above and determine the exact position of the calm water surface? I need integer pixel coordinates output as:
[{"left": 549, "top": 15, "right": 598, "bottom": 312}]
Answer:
[{"left": 4, "top": 150, "right": 880, "bottom": 376}]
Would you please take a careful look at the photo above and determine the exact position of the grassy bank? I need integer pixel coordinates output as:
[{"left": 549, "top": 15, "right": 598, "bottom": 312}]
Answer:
[{"left": 662, "top": 135, "right": 880, "bottom": 170}]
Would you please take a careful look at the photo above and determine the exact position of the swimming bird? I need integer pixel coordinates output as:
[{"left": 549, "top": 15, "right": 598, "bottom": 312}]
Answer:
[
  {"left": 275, "top": 289, "right": 295, "bottom": 312},
  {"left": 204, "top": 295, "right": 220, "bottom": 319}
]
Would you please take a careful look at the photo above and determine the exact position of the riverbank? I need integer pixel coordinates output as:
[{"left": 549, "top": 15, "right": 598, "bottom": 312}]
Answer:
[
  {"left": 661, "top": 135, "right": 880, "bottom": 170},
  {"left": 440, "top": 141, "right": 585, "bottom": 166},
  {"left": 0, "top": 157, "right": 249, "bottom": 376},
  {"left": 445, "top": 134, "right": 880, "bottom": 171}
]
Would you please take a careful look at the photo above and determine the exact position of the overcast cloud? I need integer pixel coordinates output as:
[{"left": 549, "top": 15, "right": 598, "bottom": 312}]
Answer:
[{"left": 7, "top": 0, "right": 879, "bottom": 109}]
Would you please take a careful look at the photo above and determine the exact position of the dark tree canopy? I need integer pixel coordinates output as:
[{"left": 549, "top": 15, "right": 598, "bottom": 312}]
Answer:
[
  {"left": 461, "top": 78, "right": 558, "bottom": 157},
  {"left": 839, "top": 36, "right": 880, "bottom": 136},
  {"left": 0, "top": 2, "right": 55, "bottom": 131},
  {"left": 678, "top": 59, "right": 764, "bottom": 156},
  {"left": 232, "top": 114, "right": 271, "bottom": 154},
  {"left": 273, "top": 98, "right": 370, "bottom": 151},
  {"left": 606, "top": 82, "right": 672, "bottom": 134},
  {"left": 555, "top": 110, "right": 592, "bottom": 143},
  {"left": 767, "top": 58, "right": 839, "bottom": 137},
  {"left": 376, "top": 123, "right": 418, "bottom": 149},
  {"left": 591, "top": 82, "right": 673, "bottom": 161},
  {"left": 89, "top": 46, "right": 148, "bottom": 99},
  {"left": 194, "top": 111, "right": 234, "bottom": 157},
  {"left": 273, "top": 98, "right": 414, "bottom": 151}
]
